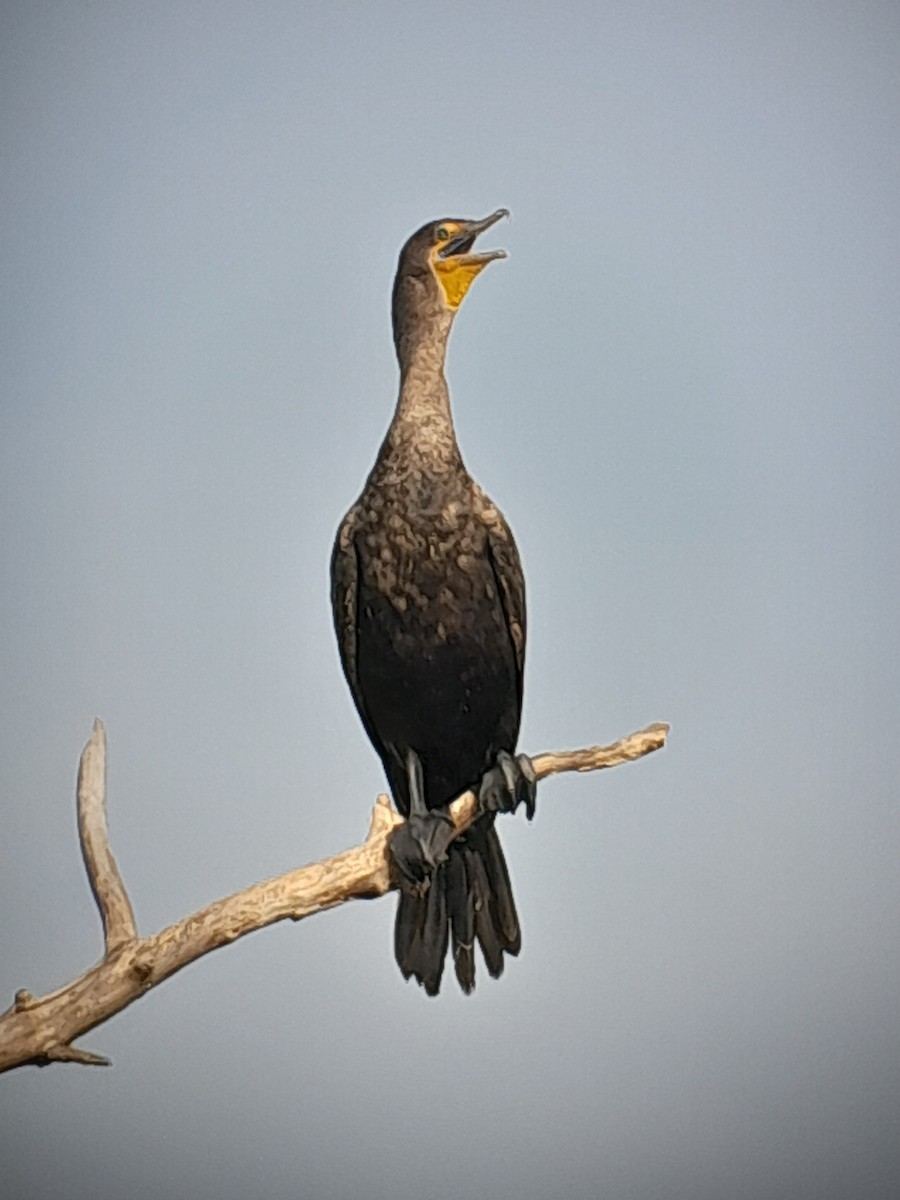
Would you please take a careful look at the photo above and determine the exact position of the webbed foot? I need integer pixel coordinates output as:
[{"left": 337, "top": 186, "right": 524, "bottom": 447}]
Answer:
[
  {"left": 389, "top": 746, "right": 457, "bottom": 896},
  {"left": 389, "top": 809, "right": 456, "bottom": 896},
  {"left": 479, "top": 750, "right": 536, "bottom": 820}
]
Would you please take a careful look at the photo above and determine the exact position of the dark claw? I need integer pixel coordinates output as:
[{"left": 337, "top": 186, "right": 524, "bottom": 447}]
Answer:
[
  {"left": 479, "top": 751, "right": 537, "bottom": 820},
  {"left": 517, "top": 753, "right": 537, "bottom": 819}
]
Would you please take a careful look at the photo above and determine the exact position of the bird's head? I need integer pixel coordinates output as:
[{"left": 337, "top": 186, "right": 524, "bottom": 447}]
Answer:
[
  {"left": 392, "top": 210, "right": 509, "bottom": 354},
  {"left": 425, "top": 209, "right": 509, "bottom": 310}
]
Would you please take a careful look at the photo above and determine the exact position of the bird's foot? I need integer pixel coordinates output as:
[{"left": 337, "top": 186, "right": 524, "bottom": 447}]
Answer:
[
  {"left": 479, "top": 750, "right": 537, "bottom": 820},
  {"left": 389, "top": 809, "right": 455, "bottom": 897}
]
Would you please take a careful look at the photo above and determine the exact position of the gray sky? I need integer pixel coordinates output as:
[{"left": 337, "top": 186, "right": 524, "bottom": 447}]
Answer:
[{"left": 2, "top": 2, "right": 898, "bottom": 1198}]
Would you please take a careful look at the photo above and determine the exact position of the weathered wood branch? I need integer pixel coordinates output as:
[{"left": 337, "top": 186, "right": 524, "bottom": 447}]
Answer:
[
  {"left": 0, "top": 718, "right": 668, "bottom": 1073},
  {"left": 77, "top": 720, "right": 137, "bottom": 955}
]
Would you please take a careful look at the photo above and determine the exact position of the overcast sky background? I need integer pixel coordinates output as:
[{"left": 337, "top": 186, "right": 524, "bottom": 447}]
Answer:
[{"left": 2, "top": 3, "right": 898, "bottom": 1198}]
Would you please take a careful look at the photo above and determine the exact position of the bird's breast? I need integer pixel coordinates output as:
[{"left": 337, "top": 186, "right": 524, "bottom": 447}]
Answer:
[{"left": 353, "top": 484, "right": 503, "bottom": 643}]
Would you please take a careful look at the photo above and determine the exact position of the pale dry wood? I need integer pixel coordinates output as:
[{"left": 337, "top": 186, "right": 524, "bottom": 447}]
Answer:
[
  {"left": 0, "top": 719, "right": 668, "bottom": 1074},
  {"left": 77, "top": 719, "right": 137, "bottom": 954}
]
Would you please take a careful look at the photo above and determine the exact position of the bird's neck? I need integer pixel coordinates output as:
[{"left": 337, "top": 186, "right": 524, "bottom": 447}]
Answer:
[{"left": 388, "top": 331, "right": 463, "bottom": 473}]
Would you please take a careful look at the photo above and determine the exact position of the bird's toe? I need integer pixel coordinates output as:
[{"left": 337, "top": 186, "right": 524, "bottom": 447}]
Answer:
[{"left": 479, "top": 751, "right": 537, "bottom": 819}]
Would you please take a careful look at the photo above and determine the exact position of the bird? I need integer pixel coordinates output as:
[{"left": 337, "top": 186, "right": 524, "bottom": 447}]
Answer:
[{"left": 331, "top": 209, "right": 535, "bottom": 995}]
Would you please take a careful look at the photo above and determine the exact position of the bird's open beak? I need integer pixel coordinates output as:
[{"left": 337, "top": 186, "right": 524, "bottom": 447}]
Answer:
[{"left": 438, "top": 209, "right": 509, "bottom": 264}]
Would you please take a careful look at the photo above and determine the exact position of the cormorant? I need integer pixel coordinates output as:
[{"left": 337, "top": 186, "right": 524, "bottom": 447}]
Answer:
[{"left": 331, "top": 209, "right": 535, "bottom": 995}]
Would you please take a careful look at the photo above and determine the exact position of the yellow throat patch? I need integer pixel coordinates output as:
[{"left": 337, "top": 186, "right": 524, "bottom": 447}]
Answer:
[{"left": 432, "top": 255, "right": 489, "bottom": 310}]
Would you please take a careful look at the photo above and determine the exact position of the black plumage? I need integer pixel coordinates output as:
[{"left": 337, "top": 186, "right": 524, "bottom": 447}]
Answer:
[{"left": 331, "top": 210, "right": 532, "bottom": 994}]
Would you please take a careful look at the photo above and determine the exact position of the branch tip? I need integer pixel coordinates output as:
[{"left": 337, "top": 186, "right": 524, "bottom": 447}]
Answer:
[
  {"left": 366, "top": 794, "right": 402, "bottom": 841},
  {"left": 76, "top": 717, "right": 138, "bottom": 954},
  {"left": 42, "top": 1043, "right": 111, "bottom": 1068}
]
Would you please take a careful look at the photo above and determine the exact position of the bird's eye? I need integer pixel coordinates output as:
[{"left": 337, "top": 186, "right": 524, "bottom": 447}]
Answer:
[{"left": 436, "top": 226, "right": 450, "bottom": 241}]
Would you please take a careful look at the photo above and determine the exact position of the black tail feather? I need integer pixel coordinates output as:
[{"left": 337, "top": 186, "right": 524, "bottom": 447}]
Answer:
[
  {"left": 469, "top": 842, "right": 504, "bottom": 979},
  {"left": 394, "top": 818, "right": 520, "bottom": 995},
  {"left": 395, "top": 868, "right": 448, "bottom": 996},
  {"left": 445, "top": 844, "right": 476, "bottom": 992},
  {"left": 480, "top": 820, "right": 522, "bottom": 952}
]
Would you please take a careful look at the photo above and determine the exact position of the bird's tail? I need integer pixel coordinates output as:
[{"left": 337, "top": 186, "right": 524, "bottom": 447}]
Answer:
[{"left": 394, "top": 817, "right": 520, "bottom": 995}]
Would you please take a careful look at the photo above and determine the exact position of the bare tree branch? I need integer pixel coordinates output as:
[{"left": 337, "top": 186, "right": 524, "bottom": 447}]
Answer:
[
  {"left": 77, "top": 719, "right": 137, "bottom": 955},
  {"left": 0, "top": 719, "right": 669, "bottom": 1074}
]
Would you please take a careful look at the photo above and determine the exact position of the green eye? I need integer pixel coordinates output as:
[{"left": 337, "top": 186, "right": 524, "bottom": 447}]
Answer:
[{"left": 436, "top": 226, "right": 450, "bottom": 241}]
